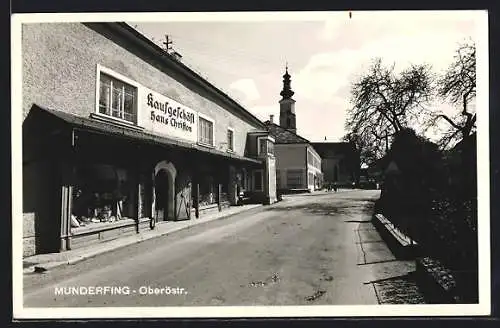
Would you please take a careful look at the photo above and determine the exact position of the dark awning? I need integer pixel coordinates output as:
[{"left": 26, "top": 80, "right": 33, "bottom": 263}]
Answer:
[{"left": 29, "top": 104, "right": 263, "bottom": 165}]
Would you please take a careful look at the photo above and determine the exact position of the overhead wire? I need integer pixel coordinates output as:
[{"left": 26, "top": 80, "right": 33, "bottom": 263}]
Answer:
[
  {"left": 166, "top": 34, "right": 298, "bottom": 66},
  {"left": 132, "top": 25, "right": 303, "bottom": 73},
  {"left": 142, "top": 35, "right": 298, "bottom": 106},
  {"left": 129, "top": 25, "right": 314, "bottom": 120}
]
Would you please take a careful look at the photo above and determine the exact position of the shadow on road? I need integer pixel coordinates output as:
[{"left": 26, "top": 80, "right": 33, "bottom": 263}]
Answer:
[
  {"left": 344, "top": 220, "right": 371, "bottom": 223},
  {"left": 358, "top": 258, "right": 400, "bottom": 266},
  {"left": 266, "top": 201, "right": 376, "bottom": 218}
]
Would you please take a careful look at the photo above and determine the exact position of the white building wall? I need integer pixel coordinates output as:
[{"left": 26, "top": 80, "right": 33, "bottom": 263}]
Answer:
[
  {"left": 307, "top": 145, "right": 322, "bottom": 190},
  {"left": 274, "top": 143, "right": 308, "bottom": 190}
]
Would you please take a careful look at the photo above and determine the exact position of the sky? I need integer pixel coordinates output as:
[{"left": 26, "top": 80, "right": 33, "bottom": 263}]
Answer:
[{"left": 130, "top": 11, "right": 484, "bottom": 142}]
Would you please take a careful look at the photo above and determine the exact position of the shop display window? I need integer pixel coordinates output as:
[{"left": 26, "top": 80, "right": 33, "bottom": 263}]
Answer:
[
  {"left": 198, "top": 176, "right": 217, "bottom": 207},
  {"left": 220, "top": 187, "right": 228, "bottom": 203},
  {"left": 196, "top": 176, "right": 230, "bottom": 207},
  {"left": 71, "top": 163, "right": 136, "bottom": 232}
]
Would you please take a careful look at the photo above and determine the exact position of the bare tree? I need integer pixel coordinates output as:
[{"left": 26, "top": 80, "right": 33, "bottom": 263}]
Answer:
[
  {"left": 430, "top": 41, "right": 476, "bottom": 148},
  {"left": 342, "top": 132, "right": 377, "bottom": 166},
  {"left": 345, "top": 58, "right": 434, "bottom": 160}
]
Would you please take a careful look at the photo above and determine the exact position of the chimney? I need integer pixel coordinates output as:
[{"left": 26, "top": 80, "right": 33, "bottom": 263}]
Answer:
[{"left": 269, "top": 114, "right": 274, "bottom": 123}]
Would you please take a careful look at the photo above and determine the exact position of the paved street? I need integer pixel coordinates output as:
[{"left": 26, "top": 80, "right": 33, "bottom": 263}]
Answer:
[{"left": 24, "top": 190, "right": 420, "bottom": 307}]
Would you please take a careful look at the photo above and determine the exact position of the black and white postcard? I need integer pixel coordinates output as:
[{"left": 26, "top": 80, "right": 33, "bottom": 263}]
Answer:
[{"left": 11, "top": 10, "right": 490, "bottom": 318}]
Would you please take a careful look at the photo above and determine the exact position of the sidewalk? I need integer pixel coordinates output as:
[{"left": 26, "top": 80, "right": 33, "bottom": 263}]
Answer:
[{"left": 22, "top": 203, "right": 263, "bottom": 274}]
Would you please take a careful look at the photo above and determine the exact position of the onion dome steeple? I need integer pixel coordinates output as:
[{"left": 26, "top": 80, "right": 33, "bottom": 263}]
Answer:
[
  {"left": 278, "top": 63, "right": 297, "bottom": 133},
  {"left": 280, "top": 64, "right": 295, "bottom": 99}
]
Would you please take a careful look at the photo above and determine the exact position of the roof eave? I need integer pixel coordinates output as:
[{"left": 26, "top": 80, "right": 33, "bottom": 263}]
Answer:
[{"left": 32, "top": 104, "right": 263, "bottom": 165}]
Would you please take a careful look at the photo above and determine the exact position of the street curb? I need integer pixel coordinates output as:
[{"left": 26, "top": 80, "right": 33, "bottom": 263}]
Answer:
[
  {"left": 372, "top": 213, "right": 420, "bottom": 260},
  {"left": 23, "top": 204, "right": 263, "bottom": 274}
]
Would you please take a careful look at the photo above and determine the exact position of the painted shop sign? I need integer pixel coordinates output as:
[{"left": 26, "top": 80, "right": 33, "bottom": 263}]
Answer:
[{"left": 140, "top": 88, "right": 198, "bottom": 143}]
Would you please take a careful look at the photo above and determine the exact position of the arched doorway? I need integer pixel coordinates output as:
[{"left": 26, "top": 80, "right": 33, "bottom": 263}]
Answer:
[
  {"left": 154, "top": 170, "right": 170, "bottom": 221},
  {"left": 153, "top": 161, "right": 176, "bottom": 221}
]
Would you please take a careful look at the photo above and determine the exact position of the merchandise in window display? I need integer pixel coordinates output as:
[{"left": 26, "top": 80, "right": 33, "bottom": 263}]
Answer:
[{"left": 72, "top": 188, "right": 131, "bottom": 228}]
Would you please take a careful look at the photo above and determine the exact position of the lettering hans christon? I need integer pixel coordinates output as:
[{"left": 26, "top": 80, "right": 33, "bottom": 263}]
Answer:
[{"left": 147, "top": 92, "right": 195, "bottom": 133}]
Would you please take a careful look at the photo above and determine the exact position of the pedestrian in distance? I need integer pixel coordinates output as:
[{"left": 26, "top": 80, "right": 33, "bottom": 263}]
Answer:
[{"left": 333, "top": 182, "right": 338, "bottom": 192}]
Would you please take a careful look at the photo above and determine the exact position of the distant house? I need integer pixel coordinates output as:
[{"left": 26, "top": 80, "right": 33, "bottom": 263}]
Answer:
[
  {"left": 264, "top": 121, "right": 322, "bottom": 192},
  {"left": 310, "top": 142, "right": 360, "bottom": 188}
]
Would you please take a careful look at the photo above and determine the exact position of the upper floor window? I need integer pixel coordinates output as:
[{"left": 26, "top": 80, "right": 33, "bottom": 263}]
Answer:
[
  {"left": 258, "top": 137, "right": 274, "bottom": 156},
  {"left": 199, "top": 115, "right": 214, "bottom": 146},
  {"left": 308, "top": 153, "right": 314, "bottom": 166},
  {"left": 99, "top": 73, "right": 137, "bottom": 124},
  {"left": 308, "top": 150, "right": 321, "bottom": 169},
  {"left": 259, "top": 138, "right": 267, "bottom": 155},
  {"left": 227, "top": 128, "right": 234, "bottom": 152}
]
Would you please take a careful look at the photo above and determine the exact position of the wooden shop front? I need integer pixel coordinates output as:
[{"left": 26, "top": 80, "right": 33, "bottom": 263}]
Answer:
[{"left": 23, "top": 105, "right": 264, "bottom": 254}]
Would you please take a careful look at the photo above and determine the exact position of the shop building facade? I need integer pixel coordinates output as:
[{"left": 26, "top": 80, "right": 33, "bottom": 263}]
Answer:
[{"left": 21, "top": 22, "right": 276, "bottom": 257}]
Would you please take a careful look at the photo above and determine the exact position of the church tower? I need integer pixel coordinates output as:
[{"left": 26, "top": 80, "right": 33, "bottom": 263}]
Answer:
[{"left": 279, "top": 65, "right": 297, "bottom": 133}]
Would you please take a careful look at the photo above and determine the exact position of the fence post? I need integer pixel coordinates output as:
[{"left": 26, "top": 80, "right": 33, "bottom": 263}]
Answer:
[
  {"left": 195, "top": 183, "right": 200, "bottom": 218},
  {"left": 218, "top": 183, "right": 222, "bottom": 212}
]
